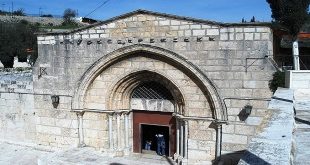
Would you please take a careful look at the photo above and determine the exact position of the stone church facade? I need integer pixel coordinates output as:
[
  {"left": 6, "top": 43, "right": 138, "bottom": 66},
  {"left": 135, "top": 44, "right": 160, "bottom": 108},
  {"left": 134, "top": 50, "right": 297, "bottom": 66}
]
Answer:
[{"left": 0, "top": 10, "right": 276, "bottom": 164}]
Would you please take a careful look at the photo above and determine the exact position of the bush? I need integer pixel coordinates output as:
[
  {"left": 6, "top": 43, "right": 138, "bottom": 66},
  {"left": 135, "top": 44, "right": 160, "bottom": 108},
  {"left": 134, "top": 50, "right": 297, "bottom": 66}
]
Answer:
[{"left": 269, "top": 71, "right": 285, "bottom": 93}]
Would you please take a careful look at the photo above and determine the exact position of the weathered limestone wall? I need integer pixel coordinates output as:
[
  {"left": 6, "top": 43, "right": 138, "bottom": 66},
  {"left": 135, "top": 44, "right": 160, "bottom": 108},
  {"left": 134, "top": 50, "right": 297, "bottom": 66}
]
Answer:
[
  {"left": 0, "top": 69, "right": 36, "bottom": 143},
  {"left": 34, "top": 94, "right": 78, "bottom": 149},
  {"left": 238, "top": 88, "right": 294, "bottom": 165},
  {"left": 285, "top": 70, "right": 310, "bottom": 89},
  {"left": 33, "top": 11, "right": 276, "bottom": 162}
]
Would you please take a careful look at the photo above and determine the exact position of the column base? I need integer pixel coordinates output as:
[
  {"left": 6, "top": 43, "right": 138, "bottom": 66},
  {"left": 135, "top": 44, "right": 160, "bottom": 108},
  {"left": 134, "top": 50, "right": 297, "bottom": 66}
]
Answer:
[{"left": 78, "top": 143, "right": 86, "bottom": 147}]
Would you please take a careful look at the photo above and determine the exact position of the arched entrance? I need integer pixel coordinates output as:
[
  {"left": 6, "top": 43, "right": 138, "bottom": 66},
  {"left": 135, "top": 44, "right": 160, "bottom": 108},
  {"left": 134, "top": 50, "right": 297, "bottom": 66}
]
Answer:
[
  {"left": 109, "top": 71, "right": 184, "bottom": 157},
  {"left": 131, "top": 81, "right": 177, "bottom": 156},
  {"left": 72, "top": 44, "right": 227, "bottom": 161}
]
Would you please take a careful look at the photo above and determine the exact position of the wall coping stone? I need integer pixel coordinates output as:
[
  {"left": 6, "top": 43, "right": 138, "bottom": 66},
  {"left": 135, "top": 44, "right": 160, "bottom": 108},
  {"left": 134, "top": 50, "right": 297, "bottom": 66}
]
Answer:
[
  {"left": 238, "top": 88, "right": 294, "bottom": 165},
  {"left": 36, "top": 9, "right": 271, "bottom": 36}
]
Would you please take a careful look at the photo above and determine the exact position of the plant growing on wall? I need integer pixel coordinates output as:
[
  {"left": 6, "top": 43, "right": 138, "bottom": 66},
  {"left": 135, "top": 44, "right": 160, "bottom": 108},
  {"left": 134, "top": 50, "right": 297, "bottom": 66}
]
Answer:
[{"left": 269, "top": 70, "right": 285, "bottom": 93}]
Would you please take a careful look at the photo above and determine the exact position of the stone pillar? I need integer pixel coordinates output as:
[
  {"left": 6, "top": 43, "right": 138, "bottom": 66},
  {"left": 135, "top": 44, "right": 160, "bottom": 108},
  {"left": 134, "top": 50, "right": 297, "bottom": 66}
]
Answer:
[
  {"left": 124, "top": 112, "right": 129, "bottom": 148},
  {"left": 293, "top": 40, "right": 300, "bottom": 70},
  {"left": 176, "top": 118, "right": 180, "bottom": 156},
  {"left": 108, "top": 112, "right": 114, "bottom": 150},
  {"left": 184, "top": 120, "right": 188, "bottom": 159},
  {"left": 216, "top": 124, "right": 222, "bottom": 161},
  {"left": 180, "top": 120, "right": 184, "bottom": 157},
  {"left": 77, "top": 111, "right": 85, "bottom": 147},
  {"left": 116, "top": 112, "right": 121, "bottom": 149}
]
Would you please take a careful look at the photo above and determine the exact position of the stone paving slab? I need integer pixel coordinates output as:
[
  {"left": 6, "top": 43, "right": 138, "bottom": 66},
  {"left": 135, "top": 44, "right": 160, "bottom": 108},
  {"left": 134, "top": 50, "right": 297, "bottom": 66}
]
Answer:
[
  {"left": 38, "top": 147, "right": 174, "bottom": 165},
  {"left": 0, "top": 142, "right": 175, "bottom": 165},
  {"left": 239, "top": 88, "right": 294, "bottom": 165},
  {"left": 0, "top": 142, "right": 50, "bottom": 165},
  {"left": 293, "top": 89, "right": 310, "bottom": 165}
]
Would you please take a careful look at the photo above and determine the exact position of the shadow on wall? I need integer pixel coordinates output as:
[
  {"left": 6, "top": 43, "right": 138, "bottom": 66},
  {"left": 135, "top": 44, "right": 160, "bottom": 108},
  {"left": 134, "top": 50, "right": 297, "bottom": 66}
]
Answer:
[
  {"left": 219, "top": 150, "right": 271, "bottom": 165},
  {"left": 216, "top": 150, "right": 247, "bottom": 165}
]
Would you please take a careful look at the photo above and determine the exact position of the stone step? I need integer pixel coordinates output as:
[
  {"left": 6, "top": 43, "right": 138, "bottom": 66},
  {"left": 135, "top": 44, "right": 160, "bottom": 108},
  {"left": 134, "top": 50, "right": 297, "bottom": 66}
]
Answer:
[
  {"left": 295, "top": 110, "right": 310, "bottom": 116},
  {"left": 295, "top": 116, "right": 310, "bottom": 126},
  {"left": 296, "top": 110, "right": 310, "bottom": 116},
  {"left": 296, "top": 124, "right": 310, "bottom": 129},
  {"left": 38, "top": 147, "right": 176, "bottom": 165}
]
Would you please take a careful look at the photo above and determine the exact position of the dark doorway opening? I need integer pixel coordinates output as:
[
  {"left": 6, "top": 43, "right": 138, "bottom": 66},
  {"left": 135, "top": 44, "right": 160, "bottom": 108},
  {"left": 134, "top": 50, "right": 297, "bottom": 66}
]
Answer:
[
  {"left": 141, "top": 124, "right": 169, "bottom": 156},
  {"left": 133, "top": 110, "right": 176, "bottom": 156}
]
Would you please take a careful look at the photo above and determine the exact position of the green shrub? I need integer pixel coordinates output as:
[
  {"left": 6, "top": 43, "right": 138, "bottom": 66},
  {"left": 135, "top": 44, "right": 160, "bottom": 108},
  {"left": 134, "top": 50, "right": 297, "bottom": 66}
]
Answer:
[{"left": 269, "top": 71, "right": 285, "bottom": 93}]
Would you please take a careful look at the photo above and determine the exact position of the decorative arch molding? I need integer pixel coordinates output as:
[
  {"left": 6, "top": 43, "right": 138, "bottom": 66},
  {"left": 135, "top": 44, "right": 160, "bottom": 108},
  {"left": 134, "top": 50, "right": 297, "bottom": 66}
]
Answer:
[
  {"left": 105, "top": 70, "right": 184, "bottom": 113},
  {"left": 71, "top": 44, "right": 227, "bottom": 121}
]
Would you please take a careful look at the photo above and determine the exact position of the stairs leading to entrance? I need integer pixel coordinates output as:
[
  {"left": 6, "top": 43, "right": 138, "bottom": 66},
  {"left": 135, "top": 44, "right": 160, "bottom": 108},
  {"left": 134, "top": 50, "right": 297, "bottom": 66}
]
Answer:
[
  {"left": 38, "top": 147, "right": 176, "bottom": 165},
  {"left": 293, "top": 90, "right": 310, "bottom": 165}
]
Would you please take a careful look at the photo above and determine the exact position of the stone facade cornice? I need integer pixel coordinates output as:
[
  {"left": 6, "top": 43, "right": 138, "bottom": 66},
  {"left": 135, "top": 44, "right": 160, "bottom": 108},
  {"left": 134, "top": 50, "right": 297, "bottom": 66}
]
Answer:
[{"left": 36, "top": 9, "right": 271, "bottom": 36}]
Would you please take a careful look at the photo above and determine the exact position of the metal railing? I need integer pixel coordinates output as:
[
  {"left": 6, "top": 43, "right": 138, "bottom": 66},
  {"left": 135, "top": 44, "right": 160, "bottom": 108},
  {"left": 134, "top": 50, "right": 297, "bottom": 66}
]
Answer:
[{"left": 274, "top": 55, "right": 310, "bottom": 70}]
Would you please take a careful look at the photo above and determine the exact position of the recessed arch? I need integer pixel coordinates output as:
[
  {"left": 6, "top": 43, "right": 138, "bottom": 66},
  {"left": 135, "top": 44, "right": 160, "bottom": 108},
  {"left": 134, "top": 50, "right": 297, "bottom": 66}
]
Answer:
[
  {"left": 106, "top": 70, "right": 184, "bottom": 113},
  {"left": 72, "top": 44, "right": 227, "bottom": 121}
]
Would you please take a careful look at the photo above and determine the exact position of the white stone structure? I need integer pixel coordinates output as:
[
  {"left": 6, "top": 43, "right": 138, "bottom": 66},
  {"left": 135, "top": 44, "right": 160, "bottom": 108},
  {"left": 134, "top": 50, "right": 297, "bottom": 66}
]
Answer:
[{"left": 0, "top": 10, "right": 277, "bottom": 164}]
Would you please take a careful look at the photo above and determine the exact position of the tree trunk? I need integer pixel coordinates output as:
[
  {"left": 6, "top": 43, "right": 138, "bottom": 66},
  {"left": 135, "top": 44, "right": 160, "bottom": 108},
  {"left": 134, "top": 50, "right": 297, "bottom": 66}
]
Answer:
[{"left": 293, "top": 40, "right": 300, "bottom": 70}]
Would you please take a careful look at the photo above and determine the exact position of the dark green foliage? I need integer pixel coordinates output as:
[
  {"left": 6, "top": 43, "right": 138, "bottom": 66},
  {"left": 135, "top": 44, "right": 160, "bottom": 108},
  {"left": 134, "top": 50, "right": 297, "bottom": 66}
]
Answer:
[
  {"left": 0, "top": 20, "right": 39, "bottom": 68},
  {"left": 266, "top": 0, "right": 310, "bottom": 38},
  {"left": 0, "top": 8, "right": 25, "bottom": 16},
  {"left": 301, "top": 14, "right": 310, "bottom": 32},
  {"left": 269, "top": 71, "right": 285, "bottom": 93},
  {"left": 250, "top": 16, "right": 256, "bottom": 22},
  {"left": 62, "top": 8, "right": 77, "bottom": 26},
  {"left": 0, "top": 10, "right": 11, "bottom": 15},
  {"left": 40, "top": 14, "right": 53, "bottom": 18},
  {"left": 12, "top": 8, "right": 25, "bottom": 16}
]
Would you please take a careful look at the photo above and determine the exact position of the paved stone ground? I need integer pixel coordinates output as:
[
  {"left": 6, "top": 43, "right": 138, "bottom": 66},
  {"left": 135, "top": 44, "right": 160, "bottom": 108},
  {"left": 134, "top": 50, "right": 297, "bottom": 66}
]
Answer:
[
  {"left": 0, "top": 142, "right": 175, "bottom": 165},
  {"left": 39, "top": 147, "right": 175, "bottom": 165},
  {"left": 293, "top": 89, "right": 310, "bottom": 165},
  {"left": 0, "top": 142, "right": 50, "bottom": 165}
]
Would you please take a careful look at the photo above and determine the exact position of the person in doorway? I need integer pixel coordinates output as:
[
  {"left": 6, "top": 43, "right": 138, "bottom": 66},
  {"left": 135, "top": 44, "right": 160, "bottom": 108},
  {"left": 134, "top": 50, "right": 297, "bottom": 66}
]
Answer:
[
  {"left": 145, "top": 140, "right": 152, "bottom": 150},
  {"left": 155, "top": 133, "right": 165, "bottom": 156}
]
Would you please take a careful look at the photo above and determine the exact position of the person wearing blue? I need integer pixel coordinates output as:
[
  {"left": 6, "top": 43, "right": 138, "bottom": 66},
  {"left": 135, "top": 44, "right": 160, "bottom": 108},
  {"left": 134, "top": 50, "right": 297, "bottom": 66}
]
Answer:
[
  {"left": 144, "top": 140, "right": 152, "bottom": 150},
  {"left": 155, "top": 133, "right": 165, "bottom": 156}
]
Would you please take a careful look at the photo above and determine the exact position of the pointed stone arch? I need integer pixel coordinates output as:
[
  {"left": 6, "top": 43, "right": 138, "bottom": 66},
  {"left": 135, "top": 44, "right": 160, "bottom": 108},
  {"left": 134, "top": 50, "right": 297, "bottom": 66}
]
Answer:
[{"left": 72, "top": 44, "right": 227, "bottom": 121}]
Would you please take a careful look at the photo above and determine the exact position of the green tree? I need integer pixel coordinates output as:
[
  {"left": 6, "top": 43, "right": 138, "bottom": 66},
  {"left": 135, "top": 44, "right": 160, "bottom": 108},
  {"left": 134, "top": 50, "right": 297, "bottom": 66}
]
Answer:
[
  {"left": 0, "top": 20, "right": 39, "bottom": 68},
  {"left": 266, "top": 0, "right": 310, "bottom": 70},
  {"left": 12, "top": 8, "right": 25, "bottom": 16},
  {"left": 62, "top": 8, "right": 77, "bottom": 25},
  {"left": 250, "top": 16, "right": 256, "bottom": 22}
]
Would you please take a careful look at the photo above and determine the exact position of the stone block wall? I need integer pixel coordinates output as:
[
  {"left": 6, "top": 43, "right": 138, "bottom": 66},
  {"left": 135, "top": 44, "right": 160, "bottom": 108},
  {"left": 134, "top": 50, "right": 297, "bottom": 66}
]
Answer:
[
  {"left": 31, "top": 10, "right": 277, "bottom": 162},
  {"left": 285, "top": 70, "right": 310, "bottom": 89},
  {"left": 0, "top": 69, "right": 36, "bottom": 143},
  {"left": 238, "top": 88, "right": 294, "bottom": 165},
  {"left": 34, "top": 95, "right": 78, "bottom": 149},
  {"left": 0, "top": 69, "right": 79, "bottom": 150}
]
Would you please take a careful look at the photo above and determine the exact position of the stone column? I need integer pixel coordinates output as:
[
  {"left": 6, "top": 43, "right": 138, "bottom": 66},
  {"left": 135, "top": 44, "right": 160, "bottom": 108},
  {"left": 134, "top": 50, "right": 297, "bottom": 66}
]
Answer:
[
  {"left": 116, "top": 112, "right": 121, "bottom": 150},
  {"left": 216, "top": 123, "right": 222, "bottom": 161},
  {"left": 77, "top": 111, "right": 85, "bottom": 147},
  {"left": 176, "top": 118, "right": 180, "bottom": 156},
  {"left": 293, "top": 41, "right": 300, "bottom": 70},
  {"left": 124, "top": 112, "right": 129, "bottom": 148},
  {"left": 184, "top": 120, "right": 188, "bottom": 159},
  {"left": 180, "top": 120, "right": 184, "bottom": 157},
  {"left": 108, "top": 112, "right": 114, "bottom": 150}
]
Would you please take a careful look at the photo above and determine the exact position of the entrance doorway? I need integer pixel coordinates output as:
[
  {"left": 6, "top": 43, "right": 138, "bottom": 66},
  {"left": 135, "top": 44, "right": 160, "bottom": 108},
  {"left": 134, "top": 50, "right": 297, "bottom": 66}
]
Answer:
[
  {"left": 133, "top": 110, "right": 176, "bottom": 157},
  {"left": 141, "top": 124, "right": 169, "bottom": 155}
]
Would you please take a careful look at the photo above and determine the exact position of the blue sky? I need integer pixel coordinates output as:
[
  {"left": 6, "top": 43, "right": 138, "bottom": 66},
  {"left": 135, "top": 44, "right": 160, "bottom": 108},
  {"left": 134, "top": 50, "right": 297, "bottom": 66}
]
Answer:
[{"left": 1, "top": 0, "right": 272, "bottom": 23}]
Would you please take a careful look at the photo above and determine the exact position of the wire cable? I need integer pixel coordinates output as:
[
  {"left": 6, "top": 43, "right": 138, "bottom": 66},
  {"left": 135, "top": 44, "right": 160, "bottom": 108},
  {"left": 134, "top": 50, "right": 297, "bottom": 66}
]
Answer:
[{"left": 84, "top": 0, "right": 111, "bottom": 18}]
